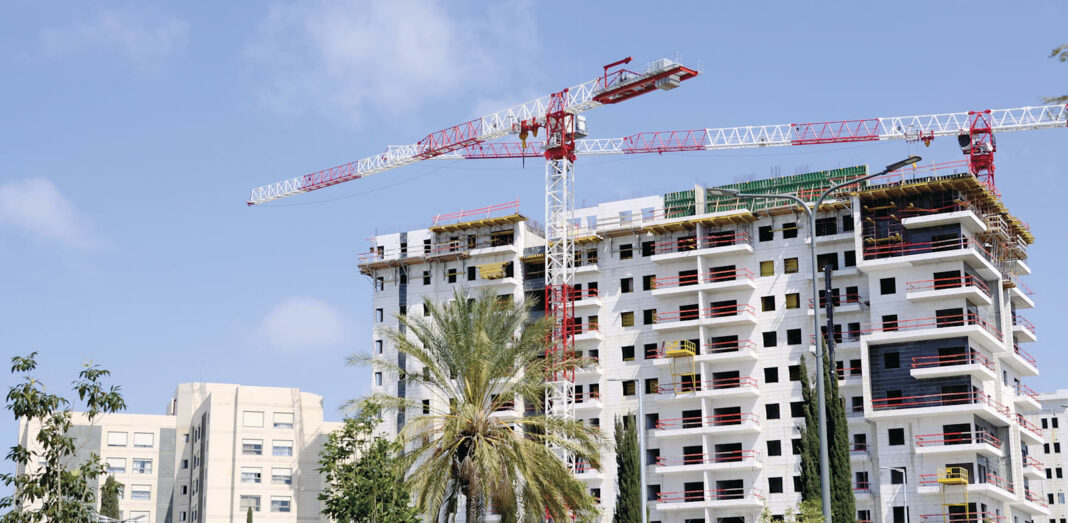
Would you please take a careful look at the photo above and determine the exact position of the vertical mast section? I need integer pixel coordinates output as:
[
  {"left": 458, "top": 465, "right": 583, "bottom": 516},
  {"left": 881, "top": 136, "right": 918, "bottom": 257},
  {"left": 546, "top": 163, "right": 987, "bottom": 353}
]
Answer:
[{"left": 543, "top": 90, "right": 577, "bottom": 468}]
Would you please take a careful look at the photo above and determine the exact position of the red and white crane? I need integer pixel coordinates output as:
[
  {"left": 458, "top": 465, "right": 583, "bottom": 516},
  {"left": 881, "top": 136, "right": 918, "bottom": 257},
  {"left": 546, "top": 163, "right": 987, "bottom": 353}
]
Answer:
[{"left": 247, "top": 55, "right": 1067, "bottom": 471}]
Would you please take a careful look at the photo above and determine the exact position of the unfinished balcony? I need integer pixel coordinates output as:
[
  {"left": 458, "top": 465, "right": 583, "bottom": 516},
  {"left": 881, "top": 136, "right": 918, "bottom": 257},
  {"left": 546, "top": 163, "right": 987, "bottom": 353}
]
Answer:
[
  {"left": 572, "top": 459, "right": 603, "bottom": 481},
  {"left": 901, "top": 206, "right": 987, "bottom": 233},
  {"left": 917, "top": 471, "right": 1016, "bottom": 503},
  {"left": 863, "top": 311, "right": 1005, "bottom": 356},
  {"left": 869, "top": 390, "right": 1012, "bottom": 426},
  {"left": 651, "top": 268, "right": 756, "bottom": 297},
  {"left": 572, "top": 391, "right": 601, "bottom": 412},
  {"left": 1011, "top": 314, "right": 1037, "bottom": 343},
  {"left": 570, "top": 288, "right": 601, "bottom": 310},
  {"left": 652, "top": 303, "right": 758, "bottom": 333},
  {"left": 919, "top": 512, "right": 1006, "bottom": 523},
  {"left": 1016, "top": 414, "right": 1045, "bottom": 445},
  {"left": 572, "top": 322, "right": 602, "bottom": 342},
  {"left": 1022, "top": 455, "right": 1045, "bottom": 480},
  {"left": 914, "top": 430, "right": 1004, "bottom": 458},
  {"left": 648, "top": 339, "right": 759, "bottom": 366},
  {"left": 909, "top": 350, "right": 996, "bottom": 382},
  {"left": 648, "top": 376, "right": 760, "bottom": 402},
  {"left": 860, "top": 236, "right": 1000, "bottom": 280},
  {"left": 655, "top": 487, "right": 765, "bottom": 512},
  {"left": 807, "top": 292, "right": 865, "bottom": 316},
  {"left": 654, "top": 449, "right": 762, "bottom": 474},
  {"left": 654, "top": 411, "right": 762, "bottom": 439},
  {"left": 650, "top": 232, "right": 753, "bottom": 262},
  {"left": 905, "top": 275, "right": 992, "bottom": 306},
  {"left": 1017, "top": 489, "right": 1052, "bottom": 516},
  {"left": 1002, "top": 344, "right": 1039, "bottom": 377},
  {"left": 1013, "top": 383, "right": 1041, "bottom": 411},
  {"left": 1006, "top": 276, "right": 1035, "bottom": 309}
]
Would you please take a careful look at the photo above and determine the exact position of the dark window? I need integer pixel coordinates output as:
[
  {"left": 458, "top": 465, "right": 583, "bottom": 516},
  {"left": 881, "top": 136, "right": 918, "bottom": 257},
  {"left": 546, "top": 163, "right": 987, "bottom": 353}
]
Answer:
[
  {"left": 621, "top": 346, "right": 635, "bottom": 362},
  {"left": 850, "top": 359, "right": 862, "bottom": 376},
  {"left": 622, "top": 380, "right": 636, "bottom": 396},
  {"left": 641, "top": 241, "right": 655, "bottom": 257},
  {"left": 678, "top": 269, "right": 699, "bottom": 286},
  {"left": 619, "top": 244, "right": 633, "bottom": 260},
  {"left": 782, "top": 222, "right": 798, "bottom": 239},
  {"left": 759, "top": 225, "right": 773, "bottom": 242},
  {"left": 467, "top": 266, "right": 476, "bottom": 281},
  {"left": 815, "top": 217, "right": 838, "bottom": 236},
  {"left": 447, "top": 270, "right": 458, "bottom": 283},
  {"left": 880, "top": 277, "right": 896, "bottom": 294},
  {"left": 620, "top": 277, "right": 633, "bottom": 293},
  {"left": 891, "top": 468, "right": 906, "bottom": 485},
  {"left": 816, "top": 253, "right": 838, "bottom": 271},
  {"left": 643, "top": 309, "right": 656, "bottom": 325},
  {"left": 769, "top": 477, "right": 784, "bottom": 494},
  {"left": 763, "top": 331, "right": 777, "bottom": 347},
  {"left": 790, "top": 401, "right": 805, "bottom": 418},
  {"left": 642, "top": 275, "right": 655, "bottom": 291},
  {"left": 888, "top": 428, "right": 905, "bottom": 446},
  {"left": 786, "top": 329, "right": 801, "bottom": 345},
  {"left": 788, "top": 365, "right": 801, "bottom": 381},
  {"left": 761, "top": 296, "right": 776, "bottom": 311},
  {"left": 399, "top": 272, "right": 407, "bottom": 284},
  {"left": 643, "top": 343, "right": 658, "bottom": 359},
  {"left": 882, "top": 314, "right": 899, "bottom": 332},
  {"left": 793, "top": 477, "right": 803, "bottom": 493},
  {"left": 851, "top": 396, "right": 863, "bottom": 413},
  {"left": 936, "top": 308, "right": 965, "bottom": 328},
  {"left": 765, "top": 403, "right": 781, "bottom": 420},
  {"left": 767, "top": 440, "right": 782, "bottom": 456},
  {"left": 422, "top": 399, "right": 430, "bottom": 414},
  {"left": 883, "top": 352, "right": 900, "bottom": 369},
  {"left": 844, "top": 250, "right": 856, "bottom": 267},
  {"left": 892, "top": 506, "right": 907, "bottom": 523},
  {"left": 764, "top": 367, "right": 779, "bottom": 383},
  {"left": 1055, "top": 418, "right": 1061, "bottom": 429},
  {"left": 791, "top": 438, "right": 802, "bottom": 455},
  {"left": 423, "top": 271, "right": 431, "bottom": 285},
  {"left": 842, "top": 215, "right": 854, "bottom": 232}
]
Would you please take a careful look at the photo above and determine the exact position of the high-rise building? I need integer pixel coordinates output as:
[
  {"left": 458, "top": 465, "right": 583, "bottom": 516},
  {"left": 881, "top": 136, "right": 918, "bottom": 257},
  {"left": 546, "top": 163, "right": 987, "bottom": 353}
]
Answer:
[
  {"left": 16, "top": 382, "right": 342, "bottom": 523},
  {"left": 1029, "top": 390, "right": 1068, "bottom": 521},
  {"left": 363, "top": 164, "right": 1046, "bottom": 522}
]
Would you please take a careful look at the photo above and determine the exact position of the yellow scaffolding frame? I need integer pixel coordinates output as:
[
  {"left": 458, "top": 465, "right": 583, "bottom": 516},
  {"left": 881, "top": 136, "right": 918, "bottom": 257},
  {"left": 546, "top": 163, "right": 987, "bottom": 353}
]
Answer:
[
  {"left": 937, "top": 467, "right": 970, "bottom": 521},
  {"left": 662, "top": 340, "right": 697, "bottom": 394}
]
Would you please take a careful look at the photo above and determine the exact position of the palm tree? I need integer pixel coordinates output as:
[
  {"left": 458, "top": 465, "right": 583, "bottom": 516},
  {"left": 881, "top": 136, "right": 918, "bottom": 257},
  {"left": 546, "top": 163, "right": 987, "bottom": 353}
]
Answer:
[{"left": 354, "top": 289, "right": 602, "bottom": 522}]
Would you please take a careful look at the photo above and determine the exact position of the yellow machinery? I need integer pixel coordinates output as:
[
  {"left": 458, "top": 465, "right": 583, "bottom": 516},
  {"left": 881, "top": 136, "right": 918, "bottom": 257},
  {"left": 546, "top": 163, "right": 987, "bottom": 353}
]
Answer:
[
  {"left": 662, "top": 340, "right": 697, "bottom": 394},
  {"left": 937, "top": 467, "right": 969, "bottom": 521}
]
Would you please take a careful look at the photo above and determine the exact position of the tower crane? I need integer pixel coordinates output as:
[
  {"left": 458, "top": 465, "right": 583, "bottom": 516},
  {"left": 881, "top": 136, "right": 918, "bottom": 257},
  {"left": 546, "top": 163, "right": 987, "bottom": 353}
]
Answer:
[{"left": 247, "top": 56, "right": 1067, "bottom": 476}]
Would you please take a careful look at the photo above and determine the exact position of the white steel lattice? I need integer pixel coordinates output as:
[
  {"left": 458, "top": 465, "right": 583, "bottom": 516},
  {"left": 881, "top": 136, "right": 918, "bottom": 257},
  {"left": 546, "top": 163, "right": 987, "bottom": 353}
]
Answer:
[{"left": 544, "top": 157, "right": 576, "bottom": 453}]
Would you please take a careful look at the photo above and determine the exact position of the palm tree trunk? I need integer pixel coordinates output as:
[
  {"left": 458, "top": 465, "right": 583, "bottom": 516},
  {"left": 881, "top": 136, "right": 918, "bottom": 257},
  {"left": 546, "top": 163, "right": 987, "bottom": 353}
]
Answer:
[{"left": 464, "top": 481, "right": 479, "bottom": 523}]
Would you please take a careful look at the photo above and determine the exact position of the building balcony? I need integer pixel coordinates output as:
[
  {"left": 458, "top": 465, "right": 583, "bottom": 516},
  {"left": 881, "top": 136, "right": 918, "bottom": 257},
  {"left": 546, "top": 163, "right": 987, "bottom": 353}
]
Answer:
[
  {"left": 901, "top": 208, "right": 987, "bottom": 233},
  {"left": 652, "top": 304, "right": 758, "bottom": 333},
  {"left": 850, "top": 443, "right": 870, "bottom": 462},
  {"left": 860, "top": 236, "right": 1000, "bottom": 280},
  {"left": 651, "top": 268, "right": 756, "bottom": 297},
  {"left": 905, "top": 275, "right": 992, "bottom": 306},
  {"left": 648, "top": 376, "right": 760, "bottom": 401},
  {"left": 572, "top": 460, "right": 603, "bottom": 481},
  {"left": 1011, "top": 315, "right": 1037, "bottom": 343},
  {"left": 571, "top": 288, "right": 602, "bottom": 309},
  {"left": 1016, "top": 414, "right": 1045, "bottom": 445},
  {"left": 654, "top": 412, "right": 761, "bottom": 439},
  {"left": 650, "top": 232, "right": 753, "bottom": 262},
  {"left": 1017, "top": 489, "right": 1052, "bottom": 516},
  {"left": 869, "top": 390, "right": 1012, "bottom": 426},
  {"left": 805, "top": 230, "right": 856, "bottom": 245},
  {"left": 914, "top": 431, "right": 1004, "bottom": 458},
  {"left": 919, "top": 512, "right": 1006, "bottom": 523},
  {"left": 573, "top": 262, "right": 599, "bottom": 274},
  {"left": 654, "top": 449, "right": 762, "bottom": 474},
  {"left": 1013, "top": 383, "right": 1041, "bottom": 411},
  {"left": 1022, "top": 456, "right": 1045, "bottom": 480},
  {"left": 655, "top": 487, "right": 765, "bottom": 511},
  {"left": 853, "top": 481, "right": 872, "bottom": 497},
  {"left": 1003, "top": 344, "right": 1039, "bottom": 377},
  {"left": 862, "top": 312, "right": 1005, "bottom": 356},
  {"left": 917, "top": 472, "right": 1016, "bottom": 502},
  {"left": 573, "top": 392, "right": 601, "bottom": 411},
  {"left": 807, "top": 294, "right": 865, "bottom": 316},
  {"left": 836, "top": 366, "right": 863, "bottom": 388},
  {"left": 572, "top": 323, "right": 601, "bottom": 342},
  {"left": 648, "top": 339, "right": 759, "bottom": 365},
  {"left": 909, "top": 350, "right": 996, "bottom": 382}
]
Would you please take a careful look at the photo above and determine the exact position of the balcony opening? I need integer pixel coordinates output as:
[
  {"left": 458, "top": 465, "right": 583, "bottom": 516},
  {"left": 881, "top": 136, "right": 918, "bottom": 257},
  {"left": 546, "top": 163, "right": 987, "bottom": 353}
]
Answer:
[
  {"left": 681, "top": 409, "right": 702, "bottom": 429},
  {"left": 714, "top": 442, "right": 743, "bottom": 463},
  {"left": 937, "top": 346, "right": 969, "bottom": 366},
  {"left": 713, "top": 406, "right": 741, "bottom": 426},
  {"left": 710, "top": 264, "right": 736, "bottom": 282},
  {"left": 933, "top": 269, "right": 964, "bottom": 289},
  {"left": 680, "top": 373, "right": 701, "bottom": 393},
  {"left": 683, "top": 444, "right": 703, "bottom": 465},
  {"left": 709, "top": 299, "right": 738, "bottom": 318},
  {"left": 712, "top": 370, "right": 740, "bottom": 389},
  {"left": 943, "top": 423, "right": 972, "bottom": 445},
  {"left": 679, "top": 304, "right": 700, "bottom": 321},
  {"left": 816, "top": 252, "right": 839, "bottom": 271},
  {"left": 683, "top": 481, "right": 705, "bottom": 502},
  {"left": 708, "top": 335, "right": 739, "bottom": 354},
  {"left": 707, "top": 230, "right": 736, "bottom": 248},
  {"left": 940, "top": 384, "right": 972, "bottom": 406},
  {"left": 815, "top": 216, "right": 838, "bottom": 236},
  {"left": 715, "top": 479, "right": 744, "bottom": 500},
  {"left": 678, "top": 269, "right": 699, "bottom": 286},
  {"left": 678, "top": 234, "right": 697, "bottom": 252},
  {"left": 936, "top": 308, "right": 966, "bottom": 328},
  {"left": 931, "top": 233, "right": 962, "bottom": 252}
]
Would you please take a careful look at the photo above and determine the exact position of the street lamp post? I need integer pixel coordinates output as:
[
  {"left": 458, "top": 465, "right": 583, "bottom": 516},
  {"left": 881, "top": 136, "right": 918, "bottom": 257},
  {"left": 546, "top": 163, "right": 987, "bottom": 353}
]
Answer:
[
  {"left": 880, "top": 466, "right": 909, "bottom": 522},
  {"left": 708, "top": 156, "right": 920, "bottom": 522},
  {"left": 608, "top": 377, "right": 647, "bottom": 523}
]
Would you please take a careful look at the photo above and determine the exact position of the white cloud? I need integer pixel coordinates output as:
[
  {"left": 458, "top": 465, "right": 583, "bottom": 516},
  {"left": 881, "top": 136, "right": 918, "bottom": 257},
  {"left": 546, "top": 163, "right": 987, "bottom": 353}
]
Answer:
[
  {"left": 40, "top": 8, "right": 188, "bottom": 69},
  {"left": 258, "top": 297, "right": 352, "bottom": 353},
  {"left": 245, "top": 0, "right": 540, "bottom": 123},
  {"left": 0, "top": 178, "right": 97, "bottom": 249}
]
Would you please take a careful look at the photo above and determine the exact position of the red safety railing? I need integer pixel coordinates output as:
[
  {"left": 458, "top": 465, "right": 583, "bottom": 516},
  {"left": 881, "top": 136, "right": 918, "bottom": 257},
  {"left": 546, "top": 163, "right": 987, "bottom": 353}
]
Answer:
[
  {"left": 836, "top": 366, "right": 862, "bottom": 380},
  {"left": 431, "top": 199, "right": 519, "bottom": 226},
  {"left": 573, "top": 391, "right": 600, "bottom": 403},
  {"left": 656, "top": 449, "right": 761, "bottom": 467},
  {"left": 652, "top": 267, "right": 754, "bottom": 289},
  {"left": 573, "top": 322, "right": 599, "bottom": 334},
  {"left": 656, "top": 411, "right": 760, "bottom": 430},
  {"left": 914, "top": 431, "right": 1001, "bottom": 448},
  {"left": 1012, "top": 315, "right": 1036, "bottom": 336},
  {"left": 652, "top": 231, "right": 751, "bottom": 255},
  {"left": 650, "top": 376, "right": 758, "bottom": 395},
  {"left": 1011, "top": 275, "right": 1035, "bottom": 296},
  {"left": 573, "top": 460, "right": 597, "bottom": 473},
  {"left": 853, "top": 481, "right": 870, "bottom": 493},
  {"left": 850, "top": 442, "right": 869, "bottom": 453},
  {"left": 808, "top": 312, "right": 1002, "bottom": 344},
  {"left": 910, "top": 350, "right": 994, "bottom": 371},
  {"left": 1014, "top": 344, "right": 1038, "bottom": 368},
  {"left": 657, "top": 487, "right": 764, "bottom": 503},
  {"left": 866, "top": 159, "right": 971, "bottom": 186},
  {"left": 871, "top": 390, "right": 1010, "bottom": 417},
  {"left": 572, "top": 288, "right": 600, "bottom": 300},
  {"left": 1023, "top": 455, "right": 1044, "bottom": 473},
  {"left": 808, "top": 293, "right": 863, "bottom": 309},
  {"left": 984, "top": 471, "right": 1014, "bottom": 493},
  {"left": 863, "top": 235, "right": 994, "bottom": 262},
  {"left": 906, "top": 275, "right": 991, "bottom": 297},
  {"left": 644, "top": 338, "right": 756, "bottom": 359},
  {"left": 655, "top": 303, "right": 756, "bottom": 323},
  {"left": 920, "top": 512, "right": 1005, "bottom": 523},
  {"left": 1025, "top": 489, "right": 1049, "bottom": 507},
  {"left": 1016, "top": 383, "right": 1039, "bottom": 401},
  {"left": 1017, "top": 414, "right": 1044, "bottom": 438}
]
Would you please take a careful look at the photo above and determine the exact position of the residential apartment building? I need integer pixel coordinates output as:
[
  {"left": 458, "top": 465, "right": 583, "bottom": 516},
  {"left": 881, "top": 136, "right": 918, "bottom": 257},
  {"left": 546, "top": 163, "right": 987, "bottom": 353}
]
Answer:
[
  {"left": 363, "top": 163, "right": 1047, "bottom": 523},
  {"left": 16, "top": 383, "right": 342, "bottom": 523},
  {"left": 1030, "top": 390, "right": 1068, "bottom": 522}
]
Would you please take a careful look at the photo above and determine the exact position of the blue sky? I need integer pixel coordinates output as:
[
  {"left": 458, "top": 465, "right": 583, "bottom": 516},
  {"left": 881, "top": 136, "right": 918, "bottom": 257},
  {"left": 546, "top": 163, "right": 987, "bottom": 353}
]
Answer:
[{"left": 1, "top": 0, "right": 1065, "bottom": 487}]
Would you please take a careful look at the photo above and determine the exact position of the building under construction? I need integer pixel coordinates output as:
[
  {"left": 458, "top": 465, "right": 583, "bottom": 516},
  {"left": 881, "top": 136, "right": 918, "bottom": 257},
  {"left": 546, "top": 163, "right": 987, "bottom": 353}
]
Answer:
[{"left": 361, "top": 160, "right": 1047, "bottom": 523}]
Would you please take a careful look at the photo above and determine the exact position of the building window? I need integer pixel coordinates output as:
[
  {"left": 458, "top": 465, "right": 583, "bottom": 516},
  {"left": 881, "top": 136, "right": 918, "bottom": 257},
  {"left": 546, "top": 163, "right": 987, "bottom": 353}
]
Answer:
[
  {"left": 240, "top": 495, "right": 261, "bottom": 512},
  {"left": 421, "top": 399, "right": 431, "bottom": 414},
  {"left": 792, "top": 438, "right": 802, "bottom": 455},
  {"left": 182, "top": 459, "right": 188, "bottom": 469},
  {"left": 888, "top": 428, "right": 905, "bottom": 446},
  {"left": 271, "top": 497, "right": 292, "bottom": 513},
  {"left": 891, "top": 467, "right": 906, "bottom": 484},
  {"left": 422, "top": 270, "right": 430, "bottom": 285},
  {"left": 782, "top": 222, "right": 798, "bottom": 238},
  {"left": 273, "top": 440, "right": 294, "bottom": 457},
  {"left": 642, "top": 309, "right": 657, "bottom": 325},
  {"left": 241, "top": 467, "right": 262, "bottom": 484},
  {"left": 786, "top": 329, "right": 801, "bottom": 345},
  {"left": 106, "top": 457, "right": 125, "bottom": 474},
  {"left": 763, "top": 331, "right": 777, "bottom": 347},
  {"left": 815, "top": 217, "right": 838, "bottom": 236},
  {"left": 242, "top": 439, "right": 263, "bottom": 455},
  {"left": 767, "top": 440, "right": 782, "bottom": 456},
  {"left": 785, "top": 293, "right": 800, "bottom": 309},
  {"left": 842, "top": 215, "right": 854, "bottom": 231},
  {"left": 883, "top": 352, "right": 900, "bottom": 369},
  {"left": 759, "top": 225, "right": 773, "bottom": 242},
  {"left": 106, "top": 432, "right": 127, "bottom": 447},
  {"left": 766, "top": 403, "right": 781, "bottom": 420},
  {"left": 621, "top": 345, "right": 635, "bottom": 362},
  {"left": 760, "top": 260, "right": 774, "bottom": 276},
  {"left": 243, "top": 411, "right": 264, "bottom": 427},
  {"left": 272, "top": 468, "right": 293, "bottom": 485},
  {"left": 764, "top": 367, "right": 779, "bottom": 383},
  {"left": 273, "top": 412, "right": 294, "bottom": 429},
  {"left": 375, "top": 340, "right": 384, "bottom": 354},
  {"left": 761, "top": 296, "right": 776, "bottom": 312},
  {"left": 882, "top": 314, "right": 898, "bottom": 332},
  {"left": 374, "top": 372, "right": 383, "bottom": 386},
  {"left": 844, "top": 250, "right": 856, "bottom": 267},
  {"left": 447, "top": 269, "right": 458, "bottom": 283},
  {"left": 621, "top": 277, "right": 633, "bottom": 293},
  {"left": 621, "top": 312, "right": 635, "bottom": 327},
  {"left": 132, "top": 458, "right": 152, "bottom": 474},
  {"left": 374, "top": 276, "right": 384, "bottom": 291},
  {"left": 619, "top": 244, "right": 633, "bottom": 260},
  {"left": 784, "top": 257, "right": 799, "bottom": 273},
  {"left": 769, "top": 476, "right": 784, "bottom": 494},
  {"left": 375, "top": 308, "right": 384, "bottom": 322},
  {"left": 467, "top": 266, "right": 476, "bottom": 281},
  {"left": 790, "top": 401, "right": 805, "bottom": 418},
  {"left": 788, "top": 365, "right": 801, "bottom": 381},
  {"left": 622, "top": 380, "right": 636, "bottom": 396},
  {"left": 880, "top": 277, "right": 896, "bottom": 294},
  {"left": 816, "top": 252, "right": 838, "bottom": 271}
]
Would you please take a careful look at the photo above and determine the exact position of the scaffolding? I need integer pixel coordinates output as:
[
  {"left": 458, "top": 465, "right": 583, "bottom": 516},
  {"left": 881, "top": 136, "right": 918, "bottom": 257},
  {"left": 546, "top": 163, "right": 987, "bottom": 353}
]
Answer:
[
  {"left": 937, "top": 467, "right": 969, "bottom": 522},
  {"left": 662, "top": 340, "right": 696, "bottom": 394}
]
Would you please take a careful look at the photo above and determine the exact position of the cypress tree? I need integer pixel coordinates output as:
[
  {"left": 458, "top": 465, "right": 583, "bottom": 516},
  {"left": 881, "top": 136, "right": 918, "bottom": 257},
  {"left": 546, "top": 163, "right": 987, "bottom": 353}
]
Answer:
[
  {"left": 797, "top": 355, "right": 821, "bottom": 502},
  {"left": 100, "top": 476, "right": 121, "bottom": 520},
  {"left": 613, "top": 415, "right": 641, "bottom": 522},
  {"left": 247, "top": 506, "right": 253, "bottom": 523},
  {"left": 823, "top": 350, "right": 856, "bottom": 522}
]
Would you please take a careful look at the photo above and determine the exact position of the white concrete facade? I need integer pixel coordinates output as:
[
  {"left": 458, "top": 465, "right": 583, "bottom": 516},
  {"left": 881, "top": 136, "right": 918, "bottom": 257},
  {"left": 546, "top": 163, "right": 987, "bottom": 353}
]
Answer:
[
  {"left": 1029, "top": 390, "right": 1068, "bottom": 523},
  {"left": 364, "top": 168, "right": 1045, "bottom": 523},
  {"left": 16, "top": 383, "right": 342, "bottom": 523}
]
